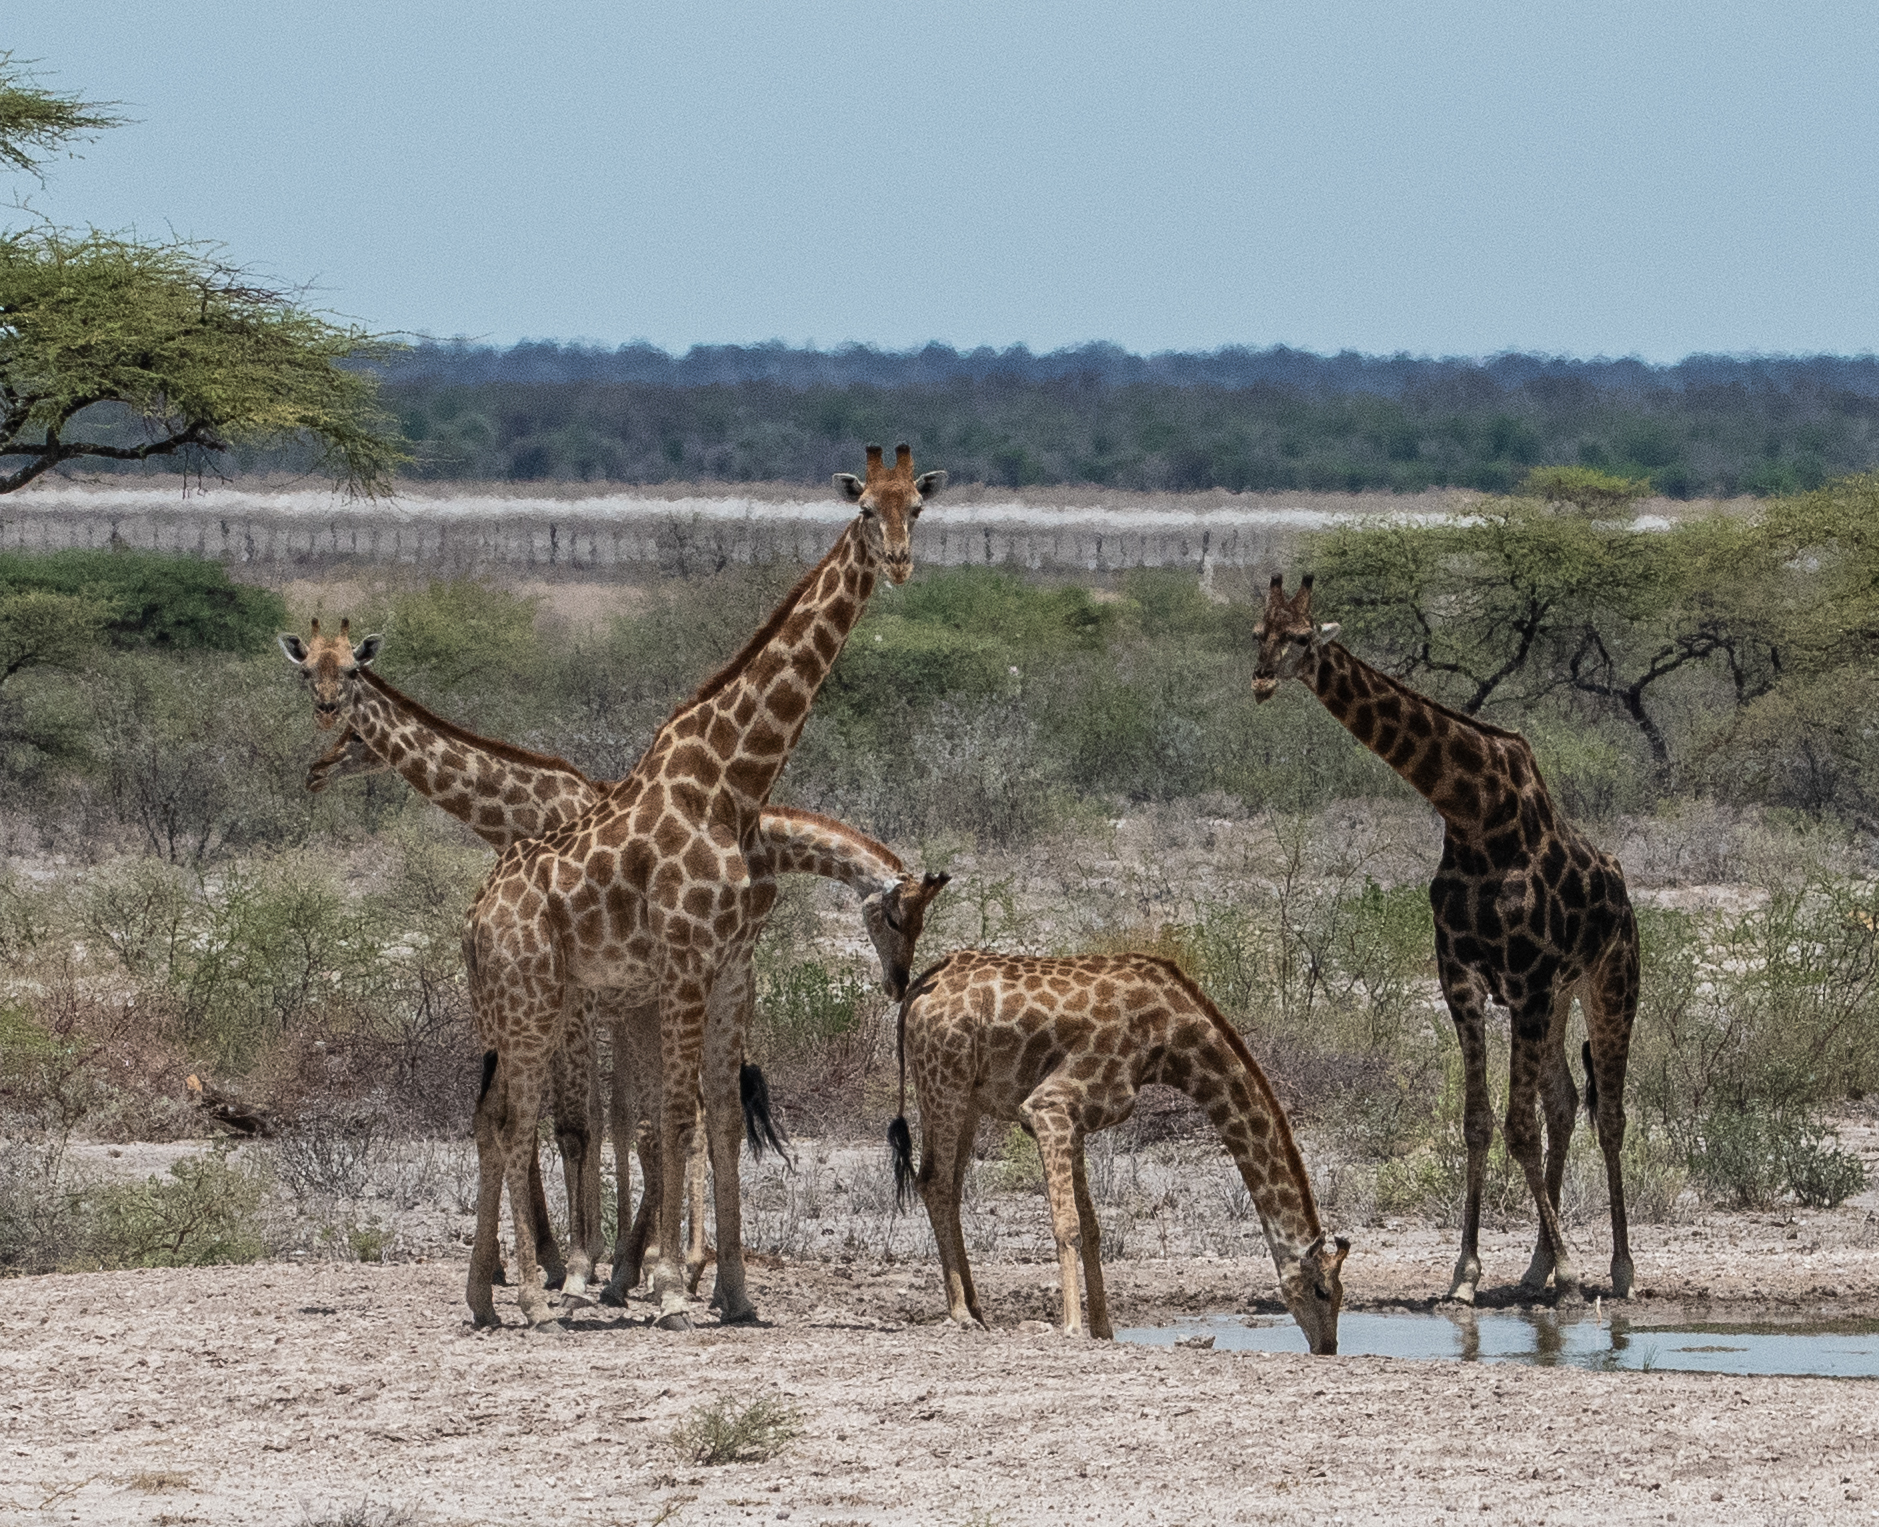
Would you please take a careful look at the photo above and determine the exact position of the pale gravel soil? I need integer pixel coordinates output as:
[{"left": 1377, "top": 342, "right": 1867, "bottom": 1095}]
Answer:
[{"left": 6, "top": 1213, "right": 1879, "bottom": 1527}]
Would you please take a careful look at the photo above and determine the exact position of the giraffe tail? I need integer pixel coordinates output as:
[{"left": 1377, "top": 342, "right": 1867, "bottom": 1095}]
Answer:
[
  {"left": 1581, "top": 1040, "right": 1598, "bottom": 1119},
  {"left": 888, "top": 1115, "right": 915, "bottom": 1212},
  {"left": 740, "top": 1061, "right": 791, "bottom": 1163}
]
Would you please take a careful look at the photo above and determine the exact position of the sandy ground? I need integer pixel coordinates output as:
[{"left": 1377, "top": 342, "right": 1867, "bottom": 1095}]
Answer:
[{"left": 5, "top": 1209, "right": 1879, "bottom": 1527}]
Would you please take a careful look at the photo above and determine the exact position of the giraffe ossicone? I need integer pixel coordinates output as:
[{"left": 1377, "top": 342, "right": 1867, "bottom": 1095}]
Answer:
[{"left": 1252, "top": 573, "right": 1638, "bottom": 1306}]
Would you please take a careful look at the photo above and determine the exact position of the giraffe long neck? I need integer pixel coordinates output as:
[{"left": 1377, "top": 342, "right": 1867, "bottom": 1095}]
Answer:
[
  {"left": 648, "top": 518, "right": 878, "bottom": 827},
  {"left": 1154, "top": 1011, "right": 1323, "bottom": 1266},
  {"left": 754, "top": 806, "right": 904, "bottom": 898},
  {"left": 1304, "top": 642, "right": 1525, "bottom": 831},
  {"left": 340, "top": 672, "right": 599, "bottom": 848}
]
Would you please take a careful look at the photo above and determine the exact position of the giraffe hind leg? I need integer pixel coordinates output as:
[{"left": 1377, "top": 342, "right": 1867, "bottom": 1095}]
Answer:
[
  {"left": 1442, "top": 967, "right": 1495, "bottom": 1304},
  {"left": 1585, "top": 923, "right": 1639, "bottom": 1298},
  {"left": 1070, "top": 1146, "right": 1111, "bottom": 1340}
]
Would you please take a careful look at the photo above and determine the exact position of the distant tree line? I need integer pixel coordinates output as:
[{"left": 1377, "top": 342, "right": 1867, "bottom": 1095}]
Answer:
[{"left": 65, "top": 339, "right": 1879, "bottom": 496}]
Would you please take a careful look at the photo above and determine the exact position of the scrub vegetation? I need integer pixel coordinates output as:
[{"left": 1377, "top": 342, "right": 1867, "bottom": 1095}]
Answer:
[{"left": 2, "top": 472, "right": 1877, "bottom": 1273}]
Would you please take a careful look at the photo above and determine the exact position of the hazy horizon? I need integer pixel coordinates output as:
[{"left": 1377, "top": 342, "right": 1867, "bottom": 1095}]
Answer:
[{"left": 15, "top": 3, "right": 1879, "bottom": 360}]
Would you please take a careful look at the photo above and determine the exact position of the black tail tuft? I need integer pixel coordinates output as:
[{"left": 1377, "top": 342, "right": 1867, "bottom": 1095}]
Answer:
[
  {"left": 741, "top": 1062, "right": 791, "bottom": 1162},
  {"left": 478, "top": 1049, "right": 498, "bottom": 1105},
  {"left": 888, "top": 1115, "right": 915, "bottom": 1212},
  {"left": 1581, "top": 1040, "right": 1598, "bottom": 1119}
]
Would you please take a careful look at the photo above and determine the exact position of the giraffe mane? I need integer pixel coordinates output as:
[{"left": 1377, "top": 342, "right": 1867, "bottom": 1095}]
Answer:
[
  {"left": 1129, "top": 953, "right": 1325, "bottom": 1241},
  {"left": 1341, "top": 655, "right": 1533, "bottom": 746},
  {"left": 355, "top": 666, "right": 596, "bottom": 783},
  {"left": 659, "top": 525, "right": 855, "bottom": 721}
]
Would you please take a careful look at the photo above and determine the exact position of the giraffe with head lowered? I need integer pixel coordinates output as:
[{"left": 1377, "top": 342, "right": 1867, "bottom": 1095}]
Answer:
[
  {"left": 279, "top": 620, "right": 943, "bottom": 1312},
  {"left": 1251, "top": 573, "right": 1638, "bottom": 1304},
  {"left": 463, "top": 443, "right": 942, "bottom": 1327},
  {"left": 890, "top": 949, "right": 1347, "bottom": 1352}
]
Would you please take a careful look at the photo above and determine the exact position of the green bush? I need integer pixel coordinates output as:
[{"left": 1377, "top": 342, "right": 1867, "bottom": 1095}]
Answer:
[
  {"left": 669, "top": 1393, "right": 805, "bottom": 1466},
  {"left": 79, "top": 1150, "right": 267, "bottom": 1269},
  {"left": 755, "top": 958, "right": 877, "bottom": 1054},
  {"left": 0, "top": 550, "right": 286, "bottom": 654}
]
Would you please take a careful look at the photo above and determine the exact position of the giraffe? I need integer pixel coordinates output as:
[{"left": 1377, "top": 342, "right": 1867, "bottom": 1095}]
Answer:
[
  {"left": 1250, "top": 573, "right": 1639, "bottom": 1305},
  {"left": 279, "top": 620, "right": 944, "bottom": 1310},
  {"left": 462, "top": 443, "right": 942, "bottom": 1327},
  {"left": 889, "top": 949, "right": 1348, "bottom": 1352}
]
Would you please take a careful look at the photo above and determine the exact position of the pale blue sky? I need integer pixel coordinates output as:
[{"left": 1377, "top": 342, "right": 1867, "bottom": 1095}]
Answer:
[{"left": 13, "top": 2, "right": 1879, "bottom": 359}]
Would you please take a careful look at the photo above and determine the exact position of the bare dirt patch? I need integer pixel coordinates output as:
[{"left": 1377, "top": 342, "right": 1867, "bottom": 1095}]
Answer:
[{"left": 4, "top": 1219, "right": 1878, "bottom": 1527}]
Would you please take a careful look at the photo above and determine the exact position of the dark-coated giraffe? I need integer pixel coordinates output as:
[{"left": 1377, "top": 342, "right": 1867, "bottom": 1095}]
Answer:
[
  {"left": 463, "top": 443, "right": 942, "bottom": 1328},
  {"left": 1251, "top": 574, "right": 1638, "bottom": 1304},
  {"left": 890, "top": 950, "right": 1347, "bottom": 1351}
]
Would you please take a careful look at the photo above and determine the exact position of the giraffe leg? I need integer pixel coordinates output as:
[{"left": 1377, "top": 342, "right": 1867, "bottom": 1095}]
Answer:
[
  {"left": 499, "top": 1059, "right": 557, "bottom": 1328},
  {"left": 1586, "top": 922, "right": 1639, "bottom": 1298},
  {"left": 917, "top": 1105, "right": 983, "bottom": 1330},
  {"left": 523, "top": 1145, "right": 566, "bottom": 1291},
  {"left": 547, "top": 1022, "right": 598, "bottom": 1304},
  {"left": 700, "top": 979, "right": 754, "bottom": 1322},
  {"left": 467, "top": 1053, "right": 507, "bottom": 1327},
  {"left": 1070, "top": 1146, "right": 1112, "bottom": 1340},
  {"left": 1021, "top": 1097, "right": 1089, "bottom": 1338},
  {"left": 651, "top": 965, "right": 713, "bottom": 1329},
  {"left": 1505, "top": 995, "right": 1577, "bottom": 1302},
  {"left": 1521, "top": 993, "right": 1580, "bottom": 1292},
  {"left": 603, "top": 1003, "right": 661, "bottom": 1302},
  {"left": 1442, "top": 964, "right": 1495, "bottom": 1305},
  {"left": 600, "top": 1009, "right": 638, "bottom": 1305},
  {"left": 685, "top": 1102, "right": 710, "bottom": 1295}
]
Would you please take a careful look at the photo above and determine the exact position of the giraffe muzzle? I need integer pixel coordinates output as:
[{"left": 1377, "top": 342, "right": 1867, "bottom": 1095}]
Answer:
[{"left": 1251, "top": 678, "right": 1279, "bottom": 703}]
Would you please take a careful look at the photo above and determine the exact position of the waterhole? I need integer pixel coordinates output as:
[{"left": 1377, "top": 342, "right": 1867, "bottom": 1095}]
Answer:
[{"left": 1117, "top": 1311, "right": 1879, "bottom": 1379}]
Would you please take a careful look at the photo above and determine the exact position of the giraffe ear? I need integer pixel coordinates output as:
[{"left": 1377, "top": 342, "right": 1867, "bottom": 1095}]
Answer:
[
  {"left": 350, "top": 633, "right": 384, "bottom": 667},
  {"left": 1331, "top": 1236, "right": 1351, "bottom": 1271},
  {"left": 1313, "top": 621, "right": 1341, "bottom": 650},
  {"left": 915, "top": 470, "right": 946, "bottom": 498},
  {"left": 834, "top": 473, "right": 866, "bottom": 502},
  {"left": 278, "top": 633, "right": 308, "bottom": 665}
]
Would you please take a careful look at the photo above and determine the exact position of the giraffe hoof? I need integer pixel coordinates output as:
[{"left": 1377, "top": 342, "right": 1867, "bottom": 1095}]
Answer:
[
  {"left": 543, "top": 1270, "right": 568, "bottom": 1293},
  {"left": 524, "top": 1318, "right": 568, "bottom": 1338},
  {"left": 598, "top": 1283, "right": 628, "bottom": 1309},
  {"left": 717, "top": 1303, "right": 759, "bottom": 1326},
  {"left": 655, "top": 1309, "right": 695, "bottom": 1332},
  {"left": 1447, "top": 1285, "right": 1477, "bottom": 1307}
]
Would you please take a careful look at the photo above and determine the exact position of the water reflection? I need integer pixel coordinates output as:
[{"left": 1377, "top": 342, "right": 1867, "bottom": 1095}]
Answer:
[{"left": 1116, "top": 1310, "right": 1879, "bottom": 1379}]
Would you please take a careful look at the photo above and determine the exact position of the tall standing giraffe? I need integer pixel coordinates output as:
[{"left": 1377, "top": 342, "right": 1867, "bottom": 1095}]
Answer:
[
  {"left": 278, "top": 634, "right": 941, "bottom": 1304},
  {"left": 1250, "top": 574, "right": 1638, "bottom": 1304},
  {"left": 463, "top": 443, "right": 942, "bottom": 1327},
  {"left": 889, "top": 950, "right": 1347, "bottom": 1351}
]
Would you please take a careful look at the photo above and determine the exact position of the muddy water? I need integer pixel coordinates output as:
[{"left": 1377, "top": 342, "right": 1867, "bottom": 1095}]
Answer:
[{"left": 1118, "top": 1310, "right": 1879, "bottom": 1378}]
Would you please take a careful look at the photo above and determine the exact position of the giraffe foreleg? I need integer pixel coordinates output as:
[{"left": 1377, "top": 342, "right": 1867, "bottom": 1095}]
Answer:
[
  {"left": 602, "top": 1003, "right": 661, "bottom": 1303},
  {"left": 1442, "top": 966, "right": 1494, "bottom": 1305},
  {"left": 1521, "top": 991, "right": 1580, "bottom": 1292},
  {"left": 685, "top": 1102, "right": 711, "bottom": 1295},
  {"left": 1069, "top": 1146, "right": 1112, "bottom": 1340},
  {"left": 500, "top": 1053, "right": 557, "bottom": 1328},
  {"left": 1505, "top": 1000, "right": 1577, "bottom": 1303}
]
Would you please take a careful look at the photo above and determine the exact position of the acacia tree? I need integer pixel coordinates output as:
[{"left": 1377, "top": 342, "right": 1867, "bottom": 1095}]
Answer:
[{"left": 0, "top": 56, "right": 403, "bottom": 495}]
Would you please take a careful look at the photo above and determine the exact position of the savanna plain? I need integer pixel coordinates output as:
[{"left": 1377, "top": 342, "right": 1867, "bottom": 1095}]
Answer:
[{"left": 5, "top": 476, "right": 1879, "bottom": 1525}]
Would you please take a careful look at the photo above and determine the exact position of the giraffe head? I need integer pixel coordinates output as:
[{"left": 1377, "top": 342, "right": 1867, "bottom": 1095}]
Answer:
[
  {"left": 1250, "top": 573, "right": 1340, "bottom": 704},
  {"left": 306, "top": 725, "right": 388, "bottom": 793},
  {"left": 277, "top": 618, "right": 384, "bottom": 730},
  {"left": 863, "top": 870, "right": 950, "bottom": 998},
  {"left": 1275, "top": 1232, "right": 1350, "bottom": 1355},
  {"left": 834, "top": 443, "right": 944, "bottom": 586}
]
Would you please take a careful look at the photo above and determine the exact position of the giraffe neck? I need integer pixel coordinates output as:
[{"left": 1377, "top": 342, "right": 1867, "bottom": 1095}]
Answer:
[
  {"left": 754, "top": 806, "right": 904, "bottom": 898},
  {"left": 646, "top": 518, "right": 879, "bottom": 826},
  {"left": 1156, "top": 1014, "right": 1323, "bottom": 1265},
  {"left": 340, "top": 671, "right": 598, "bottom": 848},
  {"left": 1304, "top": 642, "right": 1528, "bottom": 832}
]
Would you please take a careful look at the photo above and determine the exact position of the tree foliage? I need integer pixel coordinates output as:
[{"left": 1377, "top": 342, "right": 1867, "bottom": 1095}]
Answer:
[
  {"left": 0, "top": 54, "right": 123, "bottom": 176},
  {"left": 0, "top": 62, "right": 404, "bottom": 495}
]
